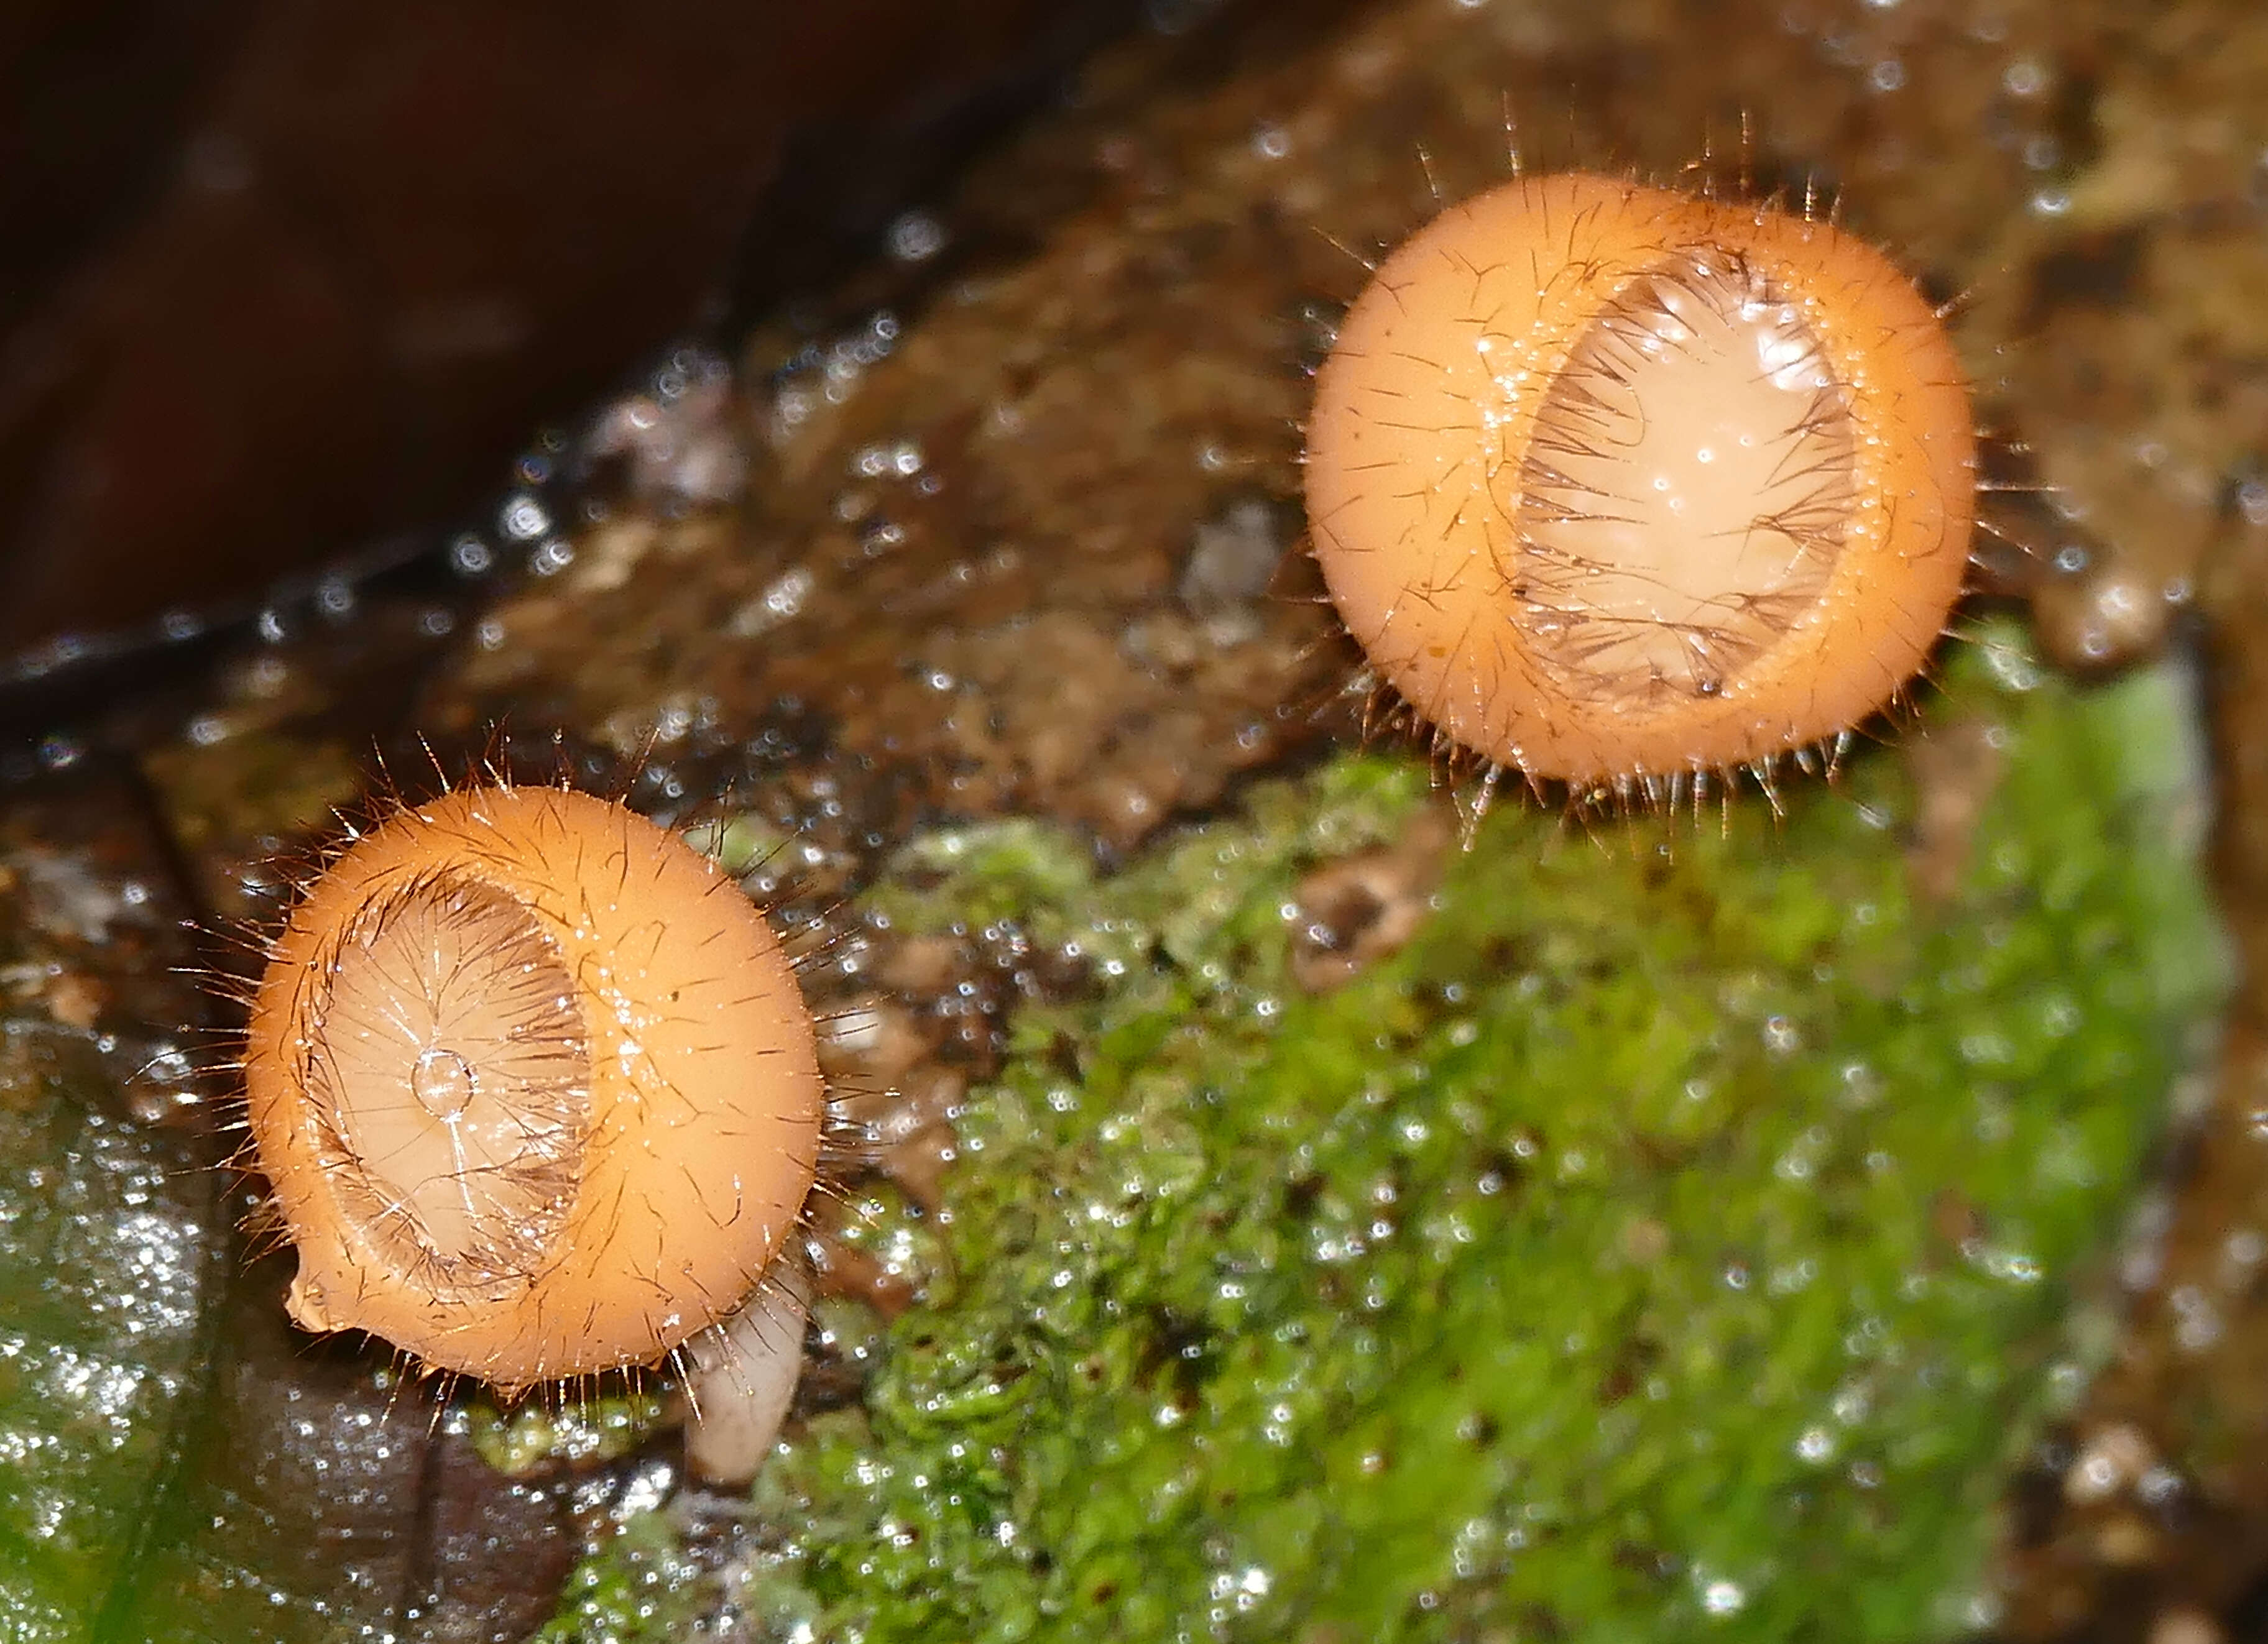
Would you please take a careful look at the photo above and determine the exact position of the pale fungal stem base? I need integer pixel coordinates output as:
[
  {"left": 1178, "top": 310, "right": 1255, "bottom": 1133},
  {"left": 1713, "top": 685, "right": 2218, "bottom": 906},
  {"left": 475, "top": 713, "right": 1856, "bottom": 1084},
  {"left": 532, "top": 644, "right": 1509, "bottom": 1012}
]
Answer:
[{"left": 681, "top": 1252, "right": 813, "bottom": 1488}]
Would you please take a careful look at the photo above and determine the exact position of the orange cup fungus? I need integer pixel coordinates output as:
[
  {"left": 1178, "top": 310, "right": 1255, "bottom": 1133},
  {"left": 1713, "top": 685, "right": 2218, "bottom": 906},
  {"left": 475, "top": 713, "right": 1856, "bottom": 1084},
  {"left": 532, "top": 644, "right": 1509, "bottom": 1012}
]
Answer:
[
  {"left": 1304, "top": 170, "right": 1976, "bottom": 788},
  {"left": 241, "top": 783, "right": 824, "bottom": 1397}
]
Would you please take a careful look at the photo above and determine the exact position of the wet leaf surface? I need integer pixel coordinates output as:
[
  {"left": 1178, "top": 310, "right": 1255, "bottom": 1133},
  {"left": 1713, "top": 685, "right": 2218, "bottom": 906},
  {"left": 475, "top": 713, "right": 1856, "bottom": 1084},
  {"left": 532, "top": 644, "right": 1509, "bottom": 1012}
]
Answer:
[{"left": 0, "top": 774, "right": 598, "bottom": 1642}]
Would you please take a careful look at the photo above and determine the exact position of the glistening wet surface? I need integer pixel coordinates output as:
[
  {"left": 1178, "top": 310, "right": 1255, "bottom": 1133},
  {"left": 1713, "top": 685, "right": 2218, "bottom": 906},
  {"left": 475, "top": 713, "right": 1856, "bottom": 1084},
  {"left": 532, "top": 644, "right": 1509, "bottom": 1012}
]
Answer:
[
  {"left": 1514, "top": 253, "right": 1855, "bottom": 702},
  {"left": 0, "top": 0, "right": 2262, "bottom": 1638}
]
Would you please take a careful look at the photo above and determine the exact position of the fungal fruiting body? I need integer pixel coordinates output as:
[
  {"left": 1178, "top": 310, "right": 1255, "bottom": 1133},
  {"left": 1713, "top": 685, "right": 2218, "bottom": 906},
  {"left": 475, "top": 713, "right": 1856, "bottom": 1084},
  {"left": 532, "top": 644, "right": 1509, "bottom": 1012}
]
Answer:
[
  {"left": 242, "top": 784, "right": 823, "bottom": 1397},
  {"left": 1304, "top": 170, "right": 1976, "bottom": 786}
]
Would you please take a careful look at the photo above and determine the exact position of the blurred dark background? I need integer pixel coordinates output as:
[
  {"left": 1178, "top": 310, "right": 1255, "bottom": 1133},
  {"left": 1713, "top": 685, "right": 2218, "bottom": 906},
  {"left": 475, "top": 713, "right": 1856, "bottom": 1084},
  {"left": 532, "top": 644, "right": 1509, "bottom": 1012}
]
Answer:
[{"left": 0, "top": 0, "right": 1140, "bottom": 661}]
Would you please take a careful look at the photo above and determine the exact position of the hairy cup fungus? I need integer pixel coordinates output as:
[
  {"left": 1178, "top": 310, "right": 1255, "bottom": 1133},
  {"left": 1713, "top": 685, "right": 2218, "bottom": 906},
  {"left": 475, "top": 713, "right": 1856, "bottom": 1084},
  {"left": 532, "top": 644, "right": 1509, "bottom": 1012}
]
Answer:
[
  {"left": 1304, "top": 170, "right": 1976, "bottom": 789},
  {"left": 241, "top": 782, "right": 824, "bottom": 1397}
]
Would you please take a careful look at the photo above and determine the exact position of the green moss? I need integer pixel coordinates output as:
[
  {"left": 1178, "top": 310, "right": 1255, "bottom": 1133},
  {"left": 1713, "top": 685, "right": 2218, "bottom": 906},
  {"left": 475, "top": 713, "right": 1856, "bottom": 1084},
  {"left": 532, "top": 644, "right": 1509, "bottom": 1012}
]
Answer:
[
  {"left": 551, "top": 623, "right": 2226, "bottom": 1640},
  {"left": 530, "top": 1511, "right": 709, "bottom": 1644},
  {"left": 463, "top": 1392, "right": 673, "bottom": 1478}
]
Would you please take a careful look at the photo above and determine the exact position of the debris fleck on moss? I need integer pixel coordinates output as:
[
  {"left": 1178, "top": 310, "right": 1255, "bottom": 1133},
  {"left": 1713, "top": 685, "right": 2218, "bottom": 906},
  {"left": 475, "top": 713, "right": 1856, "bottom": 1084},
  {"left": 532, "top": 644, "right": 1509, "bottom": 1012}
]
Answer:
[{"left": 545, "top": 622, "right": 2225, "bottom": 1641}]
